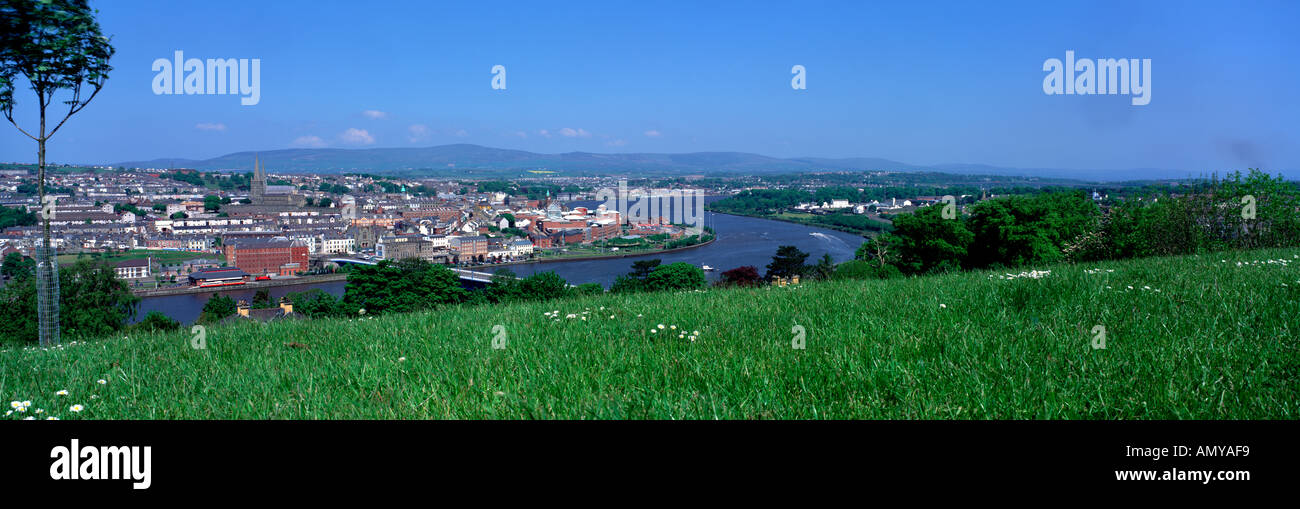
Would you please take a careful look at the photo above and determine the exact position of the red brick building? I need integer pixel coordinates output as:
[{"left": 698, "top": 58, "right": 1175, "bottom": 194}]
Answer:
[
  {"left": 590, "top": 222, "right": 621, "bottom": 241},
  {"left": 540, "top": 219, "right": 587, "bottom": 232},
  {"left": 401, "top": 207, "right": 460, "bottom": 222},
  {"left": 530, "top": 233, "right": 553, "bottom": 249},
  {"left": 224, "top": 239, "right": 309, "bottom": 276},
  {"left": 449, "top": 235, "right": 488, "bottom": 256},
  {"left": 557, "top": 229, "right": 588, "bottom": 245}
]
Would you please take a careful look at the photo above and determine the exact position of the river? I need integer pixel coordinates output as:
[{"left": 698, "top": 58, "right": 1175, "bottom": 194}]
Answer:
[{"left": 134, "top": 198, "right": 866, "bottom": 323}]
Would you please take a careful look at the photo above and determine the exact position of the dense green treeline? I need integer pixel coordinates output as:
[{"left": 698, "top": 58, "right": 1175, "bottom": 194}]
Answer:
[{"left": 853, "top": 170, "right": 1300, "bottom": 276}]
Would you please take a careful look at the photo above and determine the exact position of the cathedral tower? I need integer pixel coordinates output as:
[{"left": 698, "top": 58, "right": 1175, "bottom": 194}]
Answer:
[{"left": 251, "top": 155, "right": 266, "bottom": 203}]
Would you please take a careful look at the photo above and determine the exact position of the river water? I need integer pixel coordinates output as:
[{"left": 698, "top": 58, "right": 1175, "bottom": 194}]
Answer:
[{"left": 134, "top": 199, "right": 866, "bottom": 324}]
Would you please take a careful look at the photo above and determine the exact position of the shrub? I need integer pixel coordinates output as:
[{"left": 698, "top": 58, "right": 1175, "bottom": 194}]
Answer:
[
  {"left": 886, "top": 206, "right": 972, "bottom": 275},
  {"left": 965, "top": 191, "right": 1099, "bottom": 269},
  {"left": 343, "top": 259, "right": 467, "bottom": 315},
  {"left": 288, "top": 289, "right": 344, "bottom": 319},
  {"left": 574, "top": 283, "right": 604, "bottom": 296},
  {"left": 0, "top": 260, "right": 141, "bottom": 343},
  {"left": 251, "top": 289, "right": 273, "bottom": 309},
  {"left": 765, "top": 245, "right": 809, "bottom": 280},
  {"left": 718, "top": 265, "right": 762, "bottom": 287},
  {"left": 610, "top": 275, "right": 643, "bottom": 293},
  {"left": 197, "top": 293, "right": 237, "bottom": 324},
  {"left": 643, "top": 262, "right": 707, "bottom": 292},
  {"left": 518, "top": 271, "right": 571, "bottom": 301},
  {"left": 132, "top": 311, "right": 181, "bottom": 333}
]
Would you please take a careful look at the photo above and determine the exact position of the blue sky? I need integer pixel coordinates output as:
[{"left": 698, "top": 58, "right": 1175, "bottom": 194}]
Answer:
[{"left": 1, "top": 0, "right": 1297, "bottom": 175}]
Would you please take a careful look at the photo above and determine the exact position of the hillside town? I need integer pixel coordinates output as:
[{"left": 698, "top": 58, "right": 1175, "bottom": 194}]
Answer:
[
  {"left": 0, "top": 161, "right": 1118, "bottom": 290},
  {"left": 0, "top": 162, "right": 705, "bottom": 288}
]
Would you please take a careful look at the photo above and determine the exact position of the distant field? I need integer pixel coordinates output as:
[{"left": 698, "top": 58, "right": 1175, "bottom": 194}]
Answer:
[
  {"left": 0, "top": 163, "right": 102, "bottom": 174},
  {"left": 762, "top": 211, "right": 890, "bottom": 236},
  {"left": 56, "top": 249, "right": 216, "bottom": 265},
  {"left": 2, "top": 247, "right": 1297, "bottom": 419}
]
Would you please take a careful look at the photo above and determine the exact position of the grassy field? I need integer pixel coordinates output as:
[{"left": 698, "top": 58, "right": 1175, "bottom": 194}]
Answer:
[
  {"left": 57, "top": 249, "right": 216, "bottom": 265},
  {"left": 757, "top": 210, "right": 890, "bottom": 236},
  {"left": 2, "top": 248, "right": 1297, "bottom": 419}
]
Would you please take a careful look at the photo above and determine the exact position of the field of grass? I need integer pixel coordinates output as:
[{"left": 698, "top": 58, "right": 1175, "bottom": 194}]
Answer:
[
  {"left": 57, "top": 249, "right": 216, "bottom": 265},
  {"left": 753, "top": 210, "right": 890, "bottom": 236},
  {"left": 3, "top": 247, "right": 1297, "bottom": 419}
]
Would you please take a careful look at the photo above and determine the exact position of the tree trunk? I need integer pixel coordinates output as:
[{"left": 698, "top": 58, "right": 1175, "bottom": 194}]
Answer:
[{"left": 36, "top": 94, "right": 60, "bottom": 347}]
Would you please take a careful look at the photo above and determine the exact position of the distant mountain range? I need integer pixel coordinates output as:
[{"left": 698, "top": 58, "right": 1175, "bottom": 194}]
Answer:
[{"left": 113, "top": 143, "right": 1209, "bottom": 181}]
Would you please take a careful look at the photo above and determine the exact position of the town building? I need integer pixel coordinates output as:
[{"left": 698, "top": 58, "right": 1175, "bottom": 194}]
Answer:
[
  {"left": 319, "top": 233, "right": 355, "bottom": 254},
  {"left": 224, "top": 238, "right": 309, "bottom": 276},
  {"left": 113, "top": 258, "right": 151, "bottom": 279},
  {"left": 249, "top": 157, "right": 306, "bottom": 207},
  {"left": 449, "top": 235, "right": 488, "bottom": 257},
  {"left": 375, "top": 234, "right": 442, "bottom": 261},
  {"left": 188, "top": 267, "right": 249, "bottom": 287}
]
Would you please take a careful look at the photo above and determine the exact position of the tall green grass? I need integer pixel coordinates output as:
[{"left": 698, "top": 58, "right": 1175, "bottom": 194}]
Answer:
[{"left": 2, "top": 248, "right": 1297, "bottom": 419}]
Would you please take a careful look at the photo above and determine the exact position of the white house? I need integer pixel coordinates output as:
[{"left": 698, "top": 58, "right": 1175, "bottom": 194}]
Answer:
[
  {"left": 508, "top": 239, "right": 534, "bottom": 256},
  {"left": 113, "top": 258, "right": 151, "bottom": 279},
  {"left": 319, "top": 235, "right": 355, "bottom": 254}
]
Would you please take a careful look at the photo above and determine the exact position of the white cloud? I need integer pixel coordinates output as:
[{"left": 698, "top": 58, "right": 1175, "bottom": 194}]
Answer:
[
  {"left": 195, "top": 122, "right": 227, "bottom": 132},
  {"left": 559, "top": 127, "right": 591, "bottom": 138},
  {"left": 643, "top": 129, "right": 661, "bottom": 138},
  {"left": 513, "top": 131, "right": 528, "bottom": 139},
  {"left": 339, "top": 128, "right": 375, "bottom": 145},
  {"left": 291, "top": 135, "right": 327, "bottom": 148},
  {"left": 407, "top": 124, "right": 431, "bottom": 143},
  {"left": 537, "top": 129, "right": 552, "bottom": 138},
  {"left": 292, "top": 135, "right": 327, "bottom": 147},
  {"left": 452, "top": 128, "right": 469, "bottom": 137},
  {"left": 362, "top": 110, "right": 388, "bottom": 120},
  {"left": 605, "top": 139, "right": 627, "bottom": 147}
]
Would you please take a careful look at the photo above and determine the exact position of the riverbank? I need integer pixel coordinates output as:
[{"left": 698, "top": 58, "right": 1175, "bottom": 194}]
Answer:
[
  {"left": 705, "top": 208, "right": 887, "bottom": 237},
  {"left": 134, "top": 211, "right": 865, "bottom": 321},
  {"left": 493, "top": 236, "right": 717, "bottom": 268},
  {"left": 132, "top": 273, "right": 349, "bottom": 297},
  {"left": 130, "top": 238, "right": 715, "bottom": 297}
]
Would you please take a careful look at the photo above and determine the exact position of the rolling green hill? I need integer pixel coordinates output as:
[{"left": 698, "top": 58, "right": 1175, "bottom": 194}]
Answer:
[{"left": 2, "top": 247, "right": 1297, "bottom": 419}]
